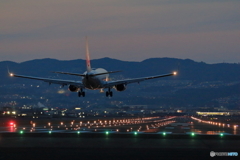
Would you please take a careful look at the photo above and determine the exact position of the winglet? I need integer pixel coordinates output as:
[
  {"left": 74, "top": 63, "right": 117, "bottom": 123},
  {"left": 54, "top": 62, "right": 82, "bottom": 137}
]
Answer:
[
  {"left": 7, "top": 66, "right": 10, "bottom": 74},
  {"left": 7, "top": 66, "right": 14, "bottom": 77},
  {"left": 174, "top": 62, "right": 180, "bottom": 75},
  {"left": 85, "top": 36, "right": 92, "bottom": 73}
]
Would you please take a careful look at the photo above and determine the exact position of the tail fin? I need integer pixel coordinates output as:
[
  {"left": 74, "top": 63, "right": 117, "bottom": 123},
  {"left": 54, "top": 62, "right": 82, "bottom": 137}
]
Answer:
[{"left": 85, "top": 37, "right": 92, "bottom": 73}]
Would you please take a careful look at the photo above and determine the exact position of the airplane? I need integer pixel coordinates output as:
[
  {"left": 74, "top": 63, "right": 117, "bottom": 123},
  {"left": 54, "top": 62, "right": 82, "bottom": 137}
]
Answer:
[{"left": 9, "top": 37, "right": 177, "bottom": 97}]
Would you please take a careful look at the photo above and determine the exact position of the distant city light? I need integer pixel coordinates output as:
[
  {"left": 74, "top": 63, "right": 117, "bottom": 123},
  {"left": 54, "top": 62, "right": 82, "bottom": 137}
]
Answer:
[{"left": 58, "top": 89, "right": 65, "bottom": 94}]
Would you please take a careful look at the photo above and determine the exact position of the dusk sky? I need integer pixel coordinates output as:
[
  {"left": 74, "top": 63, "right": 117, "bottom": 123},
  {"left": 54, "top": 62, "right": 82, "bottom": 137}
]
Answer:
[{"left": 1, "top": 0, "right": 240, "bottom": 63}]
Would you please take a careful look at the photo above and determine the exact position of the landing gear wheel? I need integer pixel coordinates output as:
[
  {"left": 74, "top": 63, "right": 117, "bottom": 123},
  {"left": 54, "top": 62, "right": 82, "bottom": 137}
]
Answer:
[
  {"left": 106, "top": 91, "right": 109, "bottom": 97},
  {"left": 78, "top": 92, "right": 82, "bottom": 97},
  {"left": 82, "top": 92, "right": 85, "bottom": 97},
  {"left": 109, "top": 91, "right": 113, "bottom": 97}
]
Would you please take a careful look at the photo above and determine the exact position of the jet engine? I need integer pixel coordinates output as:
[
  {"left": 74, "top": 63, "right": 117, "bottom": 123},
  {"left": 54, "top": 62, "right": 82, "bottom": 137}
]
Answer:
[
  {"left": 68, "top": 85, "right": 79, "bottom": 92},
  {"left": 115, "top": 84, "right": 126, "bottom": 91}
]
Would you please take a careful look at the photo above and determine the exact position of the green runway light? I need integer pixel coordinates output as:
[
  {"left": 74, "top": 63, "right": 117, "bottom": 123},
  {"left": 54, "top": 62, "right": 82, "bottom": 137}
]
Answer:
[
  {"left": 49, "top": 131, "right": 51, "bottom": 134},
  {"left": 134, "top": 132, "right": 137, "bottom": 135},
  {"left": 163, "top": 132, "right": 166, "bottom": 135},
  {"left": 105, "top": 131, "right": 109, "bottom": 135},
  {"left": 191, "top": 132, "right": 195, "bottom": 136},
  {"left": 220, "top": 133, "right": 224, "bottom": 137},
  {"left": 20, "top": 130, "right": 23, "bottom": 134},
  {"left": 77, "top": 131, "right": 80, "bottom": 134}
]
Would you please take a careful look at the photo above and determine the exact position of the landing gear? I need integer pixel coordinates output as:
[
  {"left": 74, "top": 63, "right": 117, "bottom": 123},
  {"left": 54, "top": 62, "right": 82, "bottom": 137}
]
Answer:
[
  {"left": 106, "top": 91, "right": 113, "bottom": 97},
  {"left": 78, "top": 88, "right": 85, "bottom": 97},
  {"left": 78, "top": 91, "right": 85, "bottom": 97},
  {"left": 106, "top": 88, "right": 113, "bottom": 97}
]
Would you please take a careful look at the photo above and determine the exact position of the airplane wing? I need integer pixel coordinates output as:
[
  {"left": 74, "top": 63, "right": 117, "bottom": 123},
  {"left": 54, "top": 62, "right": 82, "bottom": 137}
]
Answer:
[
  {"left": 103, "top": 72, "right": 177, "bottom": 88},
  {"left": 9, "top": 73, "right": 84, "bottom": 87}
]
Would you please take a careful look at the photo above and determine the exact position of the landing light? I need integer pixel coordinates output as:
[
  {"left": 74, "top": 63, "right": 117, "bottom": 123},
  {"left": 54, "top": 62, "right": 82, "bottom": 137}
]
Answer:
[
  {"left": 173, "top": 72, "right": 177, "bottom": 75},
  {"left": 10, "top": 73, "right": 14, "bottom": 77}
]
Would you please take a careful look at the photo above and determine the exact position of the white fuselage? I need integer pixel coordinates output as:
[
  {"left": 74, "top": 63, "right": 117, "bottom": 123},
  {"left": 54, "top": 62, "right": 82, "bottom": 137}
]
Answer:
[{"left": 82, "top": 68, "right": 109, "bottom": 90}]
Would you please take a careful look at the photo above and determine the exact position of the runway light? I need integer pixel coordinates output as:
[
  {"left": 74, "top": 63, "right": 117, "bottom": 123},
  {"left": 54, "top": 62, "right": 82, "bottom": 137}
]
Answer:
[
  {"left": 220, "top": 133, "right": 224, "bottom": 137},
  {"left": 20, "top": 130, "right": 23, "bottom": 134},
  {"left": 49, "top": 131, "right": 51, "bottom": 134},
  {"left": 105, "top": 131, "right": 109, "bottom": 135},
  {"left": 191, "top": 132, "right": 195, "bottom": 136},
  {"left": 134, "top": 132, "right": 137, "bottom": 135},
  {"left": 163, "top": 132, "right": 166, "bottom": 135},
  {"left": 77, "top": 131, "right": 80, "bottom": 134}
]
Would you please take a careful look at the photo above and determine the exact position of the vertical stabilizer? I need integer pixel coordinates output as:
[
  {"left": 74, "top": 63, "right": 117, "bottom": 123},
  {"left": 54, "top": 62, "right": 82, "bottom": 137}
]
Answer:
[{"left": 85, "top": 37, "right": 92, "bottom": 73}]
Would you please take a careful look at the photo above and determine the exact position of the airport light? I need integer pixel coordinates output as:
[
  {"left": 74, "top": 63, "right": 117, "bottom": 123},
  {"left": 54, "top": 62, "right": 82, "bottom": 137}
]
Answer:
[
  {"left": 191, "top": 132, "right": 195, "bottom": 136},
  {"left": 105, "top": 131, "right": 109, "bottom": 135},
  {"left": 134, "top": 132, "right": 137, "bottom": 135},
  {"left": 49, "top": 131, "right": 51, "bottom": 134},
  {"left": 220, "top": 133, "right": 224, "bottom": 137},
  {"left": 9, "top": 122, "right": 14, "bottom": 126},
  {"left": 77, "top": 131, "right": 80, "bottom": 134},
  {"left": 20, "top": 130, "right": 23, "bottom": 134},
  {"left": 163, "top": 132, "right": 166, "bottom": 136}
]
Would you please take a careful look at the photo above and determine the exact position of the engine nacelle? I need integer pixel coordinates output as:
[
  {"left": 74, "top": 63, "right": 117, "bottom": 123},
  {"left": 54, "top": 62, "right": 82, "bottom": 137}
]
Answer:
[
  {"left": 68, "top": 85, "right": 79, "bottom": 92},
  {"left": 115, "top": 84, "right": 126, "bottom": 91}
]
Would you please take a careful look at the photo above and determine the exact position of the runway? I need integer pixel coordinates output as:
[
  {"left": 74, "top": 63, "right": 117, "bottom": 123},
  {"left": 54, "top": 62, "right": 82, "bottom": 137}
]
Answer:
[
  {"left": 0, "top": 116, "right": 240, "bottom": 159},
  {"left": 1, "top": 116, "right": 239, "bottom": 135}
]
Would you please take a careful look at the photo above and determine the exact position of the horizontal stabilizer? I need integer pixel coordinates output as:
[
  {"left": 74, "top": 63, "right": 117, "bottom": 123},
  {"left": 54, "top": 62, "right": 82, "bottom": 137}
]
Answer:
[
  {"left": 92, "top": 70, "right": 121, "bottom": 76},
  {"left": 52, "top": 71, "right": 85, "bottom": 77},
  {"left": 52, "top": 70, "right": 121, "bottom": 77}
]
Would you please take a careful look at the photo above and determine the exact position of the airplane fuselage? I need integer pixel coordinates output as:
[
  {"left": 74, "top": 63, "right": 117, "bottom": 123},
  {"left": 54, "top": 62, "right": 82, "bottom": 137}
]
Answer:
[{"left": 82, "top": 68, "right": 109, "bottom": 90}]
